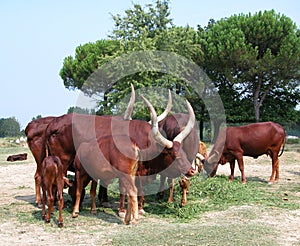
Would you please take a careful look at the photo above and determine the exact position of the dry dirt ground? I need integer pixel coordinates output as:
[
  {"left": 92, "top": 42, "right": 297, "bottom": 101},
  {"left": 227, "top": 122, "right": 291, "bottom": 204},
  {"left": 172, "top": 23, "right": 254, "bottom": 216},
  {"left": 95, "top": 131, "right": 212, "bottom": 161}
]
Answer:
[{"left": 0, "top": 150, "right": 299, "bottom": 245}]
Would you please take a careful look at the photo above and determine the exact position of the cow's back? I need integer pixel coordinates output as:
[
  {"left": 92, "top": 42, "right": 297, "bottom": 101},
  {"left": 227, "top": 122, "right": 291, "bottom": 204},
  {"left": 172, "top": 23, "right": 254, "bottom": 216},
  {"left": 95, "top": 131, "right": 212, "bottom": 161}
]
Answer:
[
  {"left": 225, "top": 122, "right": 285, "bottom": 157},
  {"left": 25, "top": 116, "right": 56, "bottom": 165}
]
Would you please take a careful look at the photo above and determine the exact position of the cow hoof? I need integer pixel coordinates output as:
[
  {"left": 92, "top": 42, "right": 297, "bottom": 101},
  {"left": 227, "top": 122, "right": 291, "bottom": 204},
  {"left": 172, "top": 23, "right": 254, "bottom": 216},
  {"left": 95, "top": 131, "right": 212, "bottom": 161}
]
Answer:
[
  {"left": 268, "top": 181, "right": 274, "bottom": 185},
  {"left": 72, "top": 212, "right": 79, "bottom": 218},
  {"left": 131, "top": 219, "right": 138, "bottom": 226},
  {"left": 119, "top": 211, "right": 126, "bottom": 218},
  {"left": 90, "top": 209, "right": 97, "bottom": 215},
  {"left": 45, "top": 219, "right": 50, "bottom": 223},
  {"left": 58, "top": 222, "right": 63, "bottom": 228},
  {"left": 180, "top": 200, "right": 187, "bottom": 207},
  {"left": 37, "top": 203, "right": 43, "bottom": 209},
  {"left": 41, "top": 214, "right": 45, "bottom": 220},
  {"left": 139, "top": 209, "right": 146, "bottom": 215},
  {"left": 123, "top": 219, "right": 130, "bottom": 225}
]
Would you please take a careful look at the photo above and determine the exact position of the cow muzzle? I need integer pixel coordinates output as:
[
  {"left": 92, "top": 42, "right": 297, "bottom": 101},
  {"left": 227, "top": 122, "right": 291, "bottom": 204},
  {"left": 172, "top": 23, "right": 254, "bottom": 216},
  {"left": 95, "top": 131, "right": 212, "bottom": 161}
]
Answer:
[{"left": 185, "top": 167, "right": 197, "bottom": 178}]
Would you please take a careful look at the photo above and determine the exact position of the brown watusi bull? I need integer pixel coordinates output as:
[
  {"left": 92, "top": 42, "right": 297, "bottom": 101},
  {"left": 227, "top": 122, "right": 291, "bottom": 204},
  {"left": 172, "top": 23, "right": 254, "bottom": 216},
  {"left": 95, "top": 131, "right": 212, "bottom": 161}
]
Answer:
[
  {"left": 155, "top": 113, "right": 199, "bottom": 206},
  {"left": 6, "top": 153, "right": 27, "bottom": 162},
  {"left": 117, "top": 97, "right": 197, "bottom": 216},
  {"left": 203, "top": 122, "right": 286, "bottom": 184},
  {"left": 25, "top": 116, "right": 56, "bottom": 207},
  {"left": 72, "top": 96, "right": 197, "bottom": 221},
  {"left": 73, "top": 135, "right": 140, "bottom": 225},
  {"left": 41, "top": 156, "right": 68, "bottom": 227},
  {"left": 98, "top": 104, "right": 200, "bottom": 215}
]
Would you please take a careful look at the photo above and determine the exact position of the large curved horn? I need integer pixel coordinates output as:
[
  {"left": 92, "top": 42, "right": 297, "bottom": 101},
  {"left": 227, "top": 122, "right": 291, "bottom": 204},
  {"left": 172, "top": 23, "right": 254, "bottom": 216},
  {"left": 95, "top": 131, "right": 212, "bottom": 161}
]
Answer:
[
  {"left": 157, "top": 89, "right": 172, "bottom": 122},
  {"left": 123, "top": 83, "right": 135, "bottom": 120},
  {"left": 207, "top": 151, "right": 219, "bottom": 164},
  {"left": 173, "top": 100, "right": 195, "bottom": 144},
  {"left": 141, "top": 95, "right": 173, "bottom": 149},
  {"left": 148, "top": 89, "right": 172, "bottom": 124}
]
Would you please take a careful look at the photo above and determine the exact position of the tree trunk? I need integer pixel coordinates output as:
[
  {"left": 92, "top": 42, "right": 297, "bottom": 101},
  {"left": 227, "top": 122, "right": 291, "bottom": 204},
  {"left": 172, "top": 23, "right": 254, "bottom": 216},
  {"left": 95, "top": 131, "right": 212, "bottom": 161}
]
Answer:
[
  {"left": 253, "top": 77, "right": 263, "bottom": 122},
  {"left": 254, "top": 103, "right": 260, "bottom": 122},
  {"left": 199, "top": 120, "right": 204, "bottom": 141}
]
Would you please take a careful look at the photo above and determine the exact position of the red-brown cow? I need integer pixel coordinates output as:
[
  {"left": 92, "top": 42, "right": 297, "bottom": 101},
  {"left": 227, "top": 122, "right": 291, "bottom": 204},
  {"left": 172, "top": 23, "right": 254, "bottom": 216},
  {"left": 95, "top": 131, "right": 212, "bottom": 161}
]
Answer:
[
  {"left": 203, "top": 122, "right": 286, "bottom": 184},
  {"left": 71, "top": 96, "right": 197, "bottom": 221},
  {"left": 98, "top": 110, "right": 200, "bottom": 215},
  {"left": 117, "top": 97, "right": 197, "bottom": 216},
  {"left": 155, "top": 113, "right": 199, "bottom": 206},
  {"left": 41, "top": 156, "right": 68, "bottom": 227},
  {"left": 26, "top": 84, "right": 136, "bottom": 209},
  {"left": 73, "top": 135, "right": 140, "bottom": 225},
  {"left": 7, "top": 153, "right": 27, "bottom": 162},
  {"left": 25, "top": 116, "right": 56, "bottom": 207}
]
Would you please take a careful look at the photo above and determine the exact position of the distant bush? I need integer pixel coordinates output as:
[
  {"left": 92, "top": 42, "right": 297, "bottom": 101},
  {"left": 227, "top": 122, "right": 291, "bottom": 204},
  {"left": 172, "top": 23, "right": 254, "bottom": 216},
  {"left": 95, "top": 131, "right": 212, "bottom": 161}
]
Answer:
[{"left": 0, "top": 117, "right": 21, "bottom": 137}]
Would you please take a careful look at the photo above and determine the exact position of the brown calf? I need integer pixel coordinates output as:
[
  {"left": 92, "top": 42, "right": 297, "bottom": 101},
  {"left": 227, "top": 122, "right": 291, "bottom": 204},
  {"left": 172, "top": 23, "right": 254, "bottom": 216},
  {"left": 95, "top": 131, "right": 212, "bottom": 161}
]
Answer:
[{"left": 41, "top": 156, "right": 67, "bottom": 227}]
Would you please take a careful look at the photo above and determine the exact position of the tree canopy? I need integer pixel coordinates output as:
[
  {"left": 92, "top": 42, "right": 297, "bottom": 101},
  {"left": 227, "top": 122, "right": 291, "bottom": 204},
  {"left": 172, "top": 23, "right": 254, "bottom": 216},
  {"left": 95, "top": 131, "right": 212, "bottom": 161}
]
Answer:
[
  {"left": 200, "top": 10, "right": 300, "bottom": 122},
  {"left": 59, "top": 1, "right": 300, "bottom": 140},
  {"left": 0, "top": 117, "right": 21, "bottom": 137}
]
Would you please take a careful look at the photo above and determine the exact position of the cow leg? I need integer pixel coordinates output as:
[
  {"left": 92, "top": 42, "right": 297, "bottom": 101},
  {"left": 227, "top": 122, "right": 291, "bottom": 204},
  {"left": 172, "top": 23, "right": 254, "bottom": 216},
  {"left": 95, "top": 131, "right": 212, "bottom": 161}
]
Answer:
[
  {"left": 123, "top": 178, "right": 138, "bottom": 226},
  {"left": 118, "top": 179, "right": 126, "bottom": 218},
  {"left": 269, "top": 155, "right": 280, "bottom": 184},
  {"left": 167, "top": 178, "right": 174, "bottom": 203},
  {"left": 57, "top": 180, "right": 64, "bottom": 227},
  {"left": 34, "top": 170, "right": 42, "bottom": 208},
  {"left": 98, "top": 181, "right": 111, "bottom": 208},
  {"left": 179, "top": 177, "right": 190, "bottom": 207},
  {"left": 157, "top": 175, "right": 166, "bottom": 200},
  {"left": 229, "top": 160, "right": 235, "bottom": 182},
  {"left": 136, "top": 176, "right": 145, "bottom": 215},
  {"left": 72, "top": 171, "right": 83, "bottom": 218},
  {"left": 90, "top": 180, "right": 97, "bottom": 215},
  {"left": 41, "top": 184, "right": 47, "bottom": 220},
  {"left": 236, "top": 156, "right": 246, "bottom": 184},
  {"left": 46, "top": 188, "right": 54, "bottom": 223},
  {"left": 275, "top": 159, "right": 280, "bottom": 182},
  {"left": 51, "top": 186, "right": 57, "bottom": 214}
]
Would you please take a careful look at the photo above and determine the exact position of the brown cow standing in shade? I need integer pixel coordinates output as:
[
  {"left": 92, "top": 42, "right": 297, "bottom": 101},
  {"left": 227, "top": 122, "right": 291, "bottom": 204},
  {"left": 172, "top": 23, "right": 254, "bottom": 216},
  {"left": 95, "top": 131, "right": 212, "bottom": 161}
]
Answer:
[{"left": 203, "top": 122, "right": 286, "bottom": 184}]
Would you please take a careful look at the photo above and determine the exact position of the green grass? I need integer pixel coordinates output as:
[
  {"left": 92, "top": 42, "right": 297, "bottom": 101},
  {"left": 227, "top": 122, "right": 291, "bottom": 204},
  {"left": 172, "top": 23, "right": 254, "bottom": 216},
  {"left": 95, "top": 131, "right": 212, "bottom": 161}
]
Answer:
[
  {"left": 135, "top": 175, "right": 300, "bottom": 222},
  {"left": 111, "top": 222, "right": 275, "bottom": 246}
]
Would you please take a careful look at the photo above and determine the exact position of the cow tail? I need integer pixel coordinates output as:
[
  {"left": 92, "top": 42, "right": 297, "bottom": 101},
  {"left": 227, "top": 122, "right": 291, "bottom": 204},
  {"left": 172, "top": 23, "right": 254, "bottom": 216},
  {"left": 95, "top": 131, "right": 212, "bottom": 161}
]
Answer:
[
  {"left": 278, "top": 134, "right": 286, "bottom": 157},
  {"left": 45, "top": 140, "right": 51, "bottom": 157}
]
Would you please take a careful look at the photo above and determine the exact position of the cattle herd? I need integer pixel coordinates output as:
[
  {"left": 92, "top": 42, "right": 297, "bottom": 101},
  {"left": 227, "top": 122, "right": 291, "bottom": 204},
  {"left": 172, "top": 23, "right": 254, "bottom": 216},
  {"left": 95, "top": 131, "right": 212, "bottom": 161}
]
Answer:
[{"left": 23, "top": 85, "right": 286, "bottom": 227}]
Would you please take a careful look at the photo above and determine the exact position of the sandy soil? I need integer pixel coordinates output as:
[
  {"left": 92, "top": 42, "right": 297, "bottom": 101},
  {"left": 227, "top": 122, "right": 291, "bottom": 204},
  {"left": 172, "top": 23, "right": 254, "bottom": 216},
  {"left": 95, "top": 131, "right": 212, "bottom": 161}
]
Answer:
[{"left": 0, "top": 151, "right": 299, "bottom": 245}]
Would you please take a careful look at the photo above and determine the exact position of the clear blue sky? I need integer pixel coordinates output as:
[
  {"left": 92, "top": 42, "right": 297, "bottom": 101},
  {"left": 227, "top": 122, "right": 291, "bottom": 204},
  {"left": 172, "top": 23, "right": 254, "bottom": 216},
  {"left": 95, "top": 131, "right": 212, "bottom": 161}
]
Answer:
[{"left": 1, "top": 0, "right": 299, "bottom": 129}]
